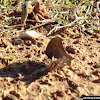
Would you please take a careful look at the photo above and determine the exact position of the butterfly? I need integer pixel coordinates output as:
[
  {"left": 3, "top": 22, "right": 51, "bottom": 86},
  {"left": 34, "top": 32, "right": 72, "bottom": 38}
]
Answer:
[{"left": 45, "top": 37, "right": 73, "bottom": 67}]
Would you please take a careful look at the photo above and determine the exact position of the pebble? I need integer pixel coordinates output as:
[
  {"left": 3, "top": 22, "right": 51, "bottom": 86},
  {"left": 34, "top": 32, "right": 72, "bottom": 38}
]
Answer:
[
  {"left": 93, "top": 63, "right": 100, "bottom": 68},
  {"left": 85, "top": 28, "right": 93, "bottom": 35},
  {"left": 96, "top": 40, "right": 100, "bottom": 43},
  {"left": 66, "top": 45, "right": 80, "bottom": 54},
  {"left": 24, "top": 40, "right": 32, "bottom": 46},
  {"left": 19, "top": 30, "right": 41, "bottom": 39},
  {"left": 12, "top": 38, "right": 22, "bottom": 45}
]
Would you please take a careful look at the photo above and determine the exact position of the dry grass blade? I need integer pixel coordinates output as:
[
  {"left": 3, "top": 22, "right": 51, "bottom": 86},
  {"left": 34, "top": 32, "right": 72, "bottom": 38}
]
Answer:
[{"left": 21, "top": 2, "right": 28, "bottom": 25}]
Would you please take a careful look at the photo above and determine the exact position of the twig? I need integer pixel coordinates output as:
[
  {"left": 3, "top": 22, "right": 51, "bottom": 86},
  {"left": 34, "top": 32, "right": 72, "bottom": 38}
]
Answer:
[
  {"left": 44, "top": 2, "right": 72, "bottom": 9},
  {"left": 85, "top": 5, "right": 91, "bottom": 17},
  {"left": 47, "top": 6, "right": 85, "bottom": 36},
  {"left": 74, "top": 9, "right": 78, "bottom": 19},
  {"left": 37, "top": 13, "right": 45, "bottom": 20},
  {"left": 53, "top": 10, "right": 69, "bottom": 19},
  {"left": 47, "top": 16, "right": 84, "bottom": 36},
  {"left": 96, "top": 1, "right": 100, "bottom": 27},
  {"left": 21, "top": 2, "right": 28, "bottom": 25},
  {"left": 29, "top": 19, "right": 55, "bottom": 30},
  {"left": 47, "top": 23, "right": 60, "bottom": 36},
  {"left": 32, "top": 12, "right": 40, "bottom": 22}
]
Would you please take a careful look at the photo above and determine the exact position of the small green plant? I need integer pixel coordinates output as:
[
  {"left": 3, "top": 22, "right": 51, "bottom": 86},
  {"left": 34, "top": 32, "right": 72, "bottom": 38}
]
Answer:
[
  {"left": 64, "top": 0, "right": 77, "bottom": 5},
  {"left": 3, "top": 0, "right": 13, "bottom": 6},
  {"left": 2, "top": 0, "right": 15, "bottom": 14}
]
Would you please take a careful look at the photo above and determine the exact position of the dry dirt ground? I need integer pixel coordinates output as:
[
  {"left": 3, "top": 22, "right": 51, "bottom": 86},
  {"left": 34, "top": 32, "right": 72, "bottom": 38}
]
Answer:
[
  {"left": 0, "top": 27, "right": 100, "bottom": 100},
  {"left": 0, "top": 1, "right": 100, "bottom": 100}
]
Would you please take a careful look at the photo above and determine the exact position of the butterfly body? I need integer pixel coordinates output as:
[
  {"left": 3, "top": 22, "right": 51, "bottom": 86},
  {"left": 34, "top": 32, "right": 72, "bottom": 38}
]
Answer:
[{"left": 45, "top": 37, "right": 73, "bottom": 66}]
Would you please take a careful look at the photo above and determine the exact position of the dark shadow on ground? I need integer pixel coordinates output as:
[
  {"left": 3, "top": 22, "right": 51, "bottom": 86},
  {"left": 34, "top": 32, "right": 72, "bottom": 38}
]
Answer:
[{"left": 0, "top": 60, "right": 48, "bottom": 84}]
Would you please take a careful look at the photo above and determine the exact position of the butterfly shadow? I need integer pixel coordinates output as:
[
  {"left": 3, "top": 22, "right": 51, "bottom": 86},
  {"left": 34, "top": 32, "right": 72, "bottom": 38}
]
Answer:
[{"left": 0, "top": 60, "right": 48, "bottom": 84}]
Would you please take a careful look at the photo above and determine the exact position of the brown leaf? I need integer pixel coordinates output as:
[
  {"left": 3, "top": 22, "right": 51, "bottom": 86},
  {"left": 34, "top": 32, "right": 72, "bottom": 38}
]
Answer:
[{"left": 45, "top": 37, "right": 73, "bottom": 66}]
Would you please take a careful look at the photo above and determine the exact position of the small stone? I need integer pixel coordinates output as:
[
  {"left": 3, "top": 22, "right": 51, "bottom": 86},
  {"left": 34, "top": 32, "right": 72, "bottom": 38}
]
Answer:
[
  {"left": 93, "top": 63, "right": 100, "bottom": 68},
  {"left": 85, "top": 28, "right": 93, "bottom": 35},
  {"left": 66, "top": 45, "right": 80, "bottom": 54},
  {"left": 12, "top": 38, "right": 22, "bottom": 45},
  {"left": 96, "top": 40, "right": 100, "bottom": 43},
  {"left": 19, "top": 47, "right": 24, "bottom": 50},
  {"left": 24, "top": 40, "right": 32, "bottom": 46},
  {"left": 92, "top": 70, "right": 100, "bottom": 76},
  {"left": 88, "top": 61, "right": 93, "bottom": 65},
  {"left": 37, "top": 42, "right": 42, "bottom": 47},
  {"left": 92, "top": 79, "right": 100, "bottom": 83},
  {"left": 87, "top": 74, "right": 95, "bottom": 81},
  {"left": 66, "top": 46, "right": 75, "bottom": 54},
  {"left": 73, "top": 39, "right": 80, "bottom": 44},
  {"left": 66, "top": 89, "right": 71, "bottom": 95},
  {"left": 82, "top": 56, "right": 86, "bottom": 61},
  {"left": 93, "top": 34, "right": 99, "bottom": 38},
  {"left": 19, "top": 30, "right": 41, "bottom": 39}
]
